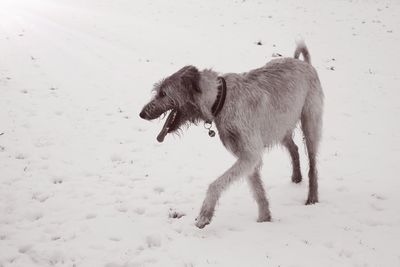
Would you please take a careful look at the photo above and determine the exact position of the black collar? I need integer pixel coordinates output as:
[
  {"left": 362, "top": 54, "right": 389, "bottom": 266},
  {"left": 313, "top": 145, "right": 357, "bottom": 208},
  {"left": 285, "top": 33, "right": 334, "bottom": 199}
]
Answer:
[{"left": 211, "top": 77, "right": 227, "bottom": 118}]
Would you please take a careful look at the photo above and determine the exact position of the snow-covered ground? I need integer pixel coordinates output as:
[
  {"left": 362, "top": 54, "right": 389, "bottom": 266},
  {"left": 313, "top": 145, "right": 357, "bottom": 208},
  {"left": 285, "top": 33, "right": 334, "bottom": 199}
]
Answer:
[{"left": 1, "top": 0, "right": 400, "bottom": 266}]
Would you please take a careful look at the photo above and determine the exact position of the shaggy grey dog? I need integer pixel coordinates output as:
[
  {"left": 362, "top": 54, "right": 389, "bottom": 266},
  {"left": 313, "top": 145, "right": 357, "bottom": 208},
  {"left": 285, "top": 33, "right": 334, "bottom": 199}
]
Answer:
[{"left": 140, "top": 41, "right": 323, "bottom": 229}]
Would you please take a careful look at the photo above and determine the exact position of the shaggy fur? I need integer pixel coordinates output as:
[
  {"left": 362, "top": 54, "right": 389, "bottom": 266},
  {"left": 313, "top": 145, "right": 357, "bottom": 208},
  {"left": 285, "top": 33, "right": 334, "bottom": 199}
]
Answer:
[{"left": 140, "top": 41, "right": 324, "bottom": 229}]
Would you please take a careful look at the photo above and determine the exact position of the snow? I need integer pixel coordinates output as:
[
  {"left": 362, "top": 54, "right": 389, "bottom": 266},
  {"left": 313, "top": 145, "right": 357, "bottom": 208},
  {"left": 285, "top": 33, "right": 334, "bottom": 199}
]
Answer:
[{"left": 1, "top": 0, "right": 400, "bottom": 266}]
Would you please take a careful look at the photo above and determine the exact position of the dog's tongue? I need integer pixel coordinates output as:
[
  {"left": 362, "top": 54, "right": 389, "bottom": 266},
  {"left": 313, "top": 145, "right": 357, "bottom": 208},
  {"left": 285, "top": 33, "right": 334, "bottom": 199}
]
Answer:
[{"left": 157, "top": 109, "right": 177, "bottom": 143}]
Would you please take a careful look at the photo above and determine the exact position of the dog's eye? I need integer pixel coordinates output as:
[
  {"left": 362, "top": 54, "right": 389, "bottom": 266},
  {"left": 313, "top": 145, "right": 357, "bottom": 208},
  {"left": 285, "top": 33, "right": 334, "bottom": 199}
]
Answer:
[{"left": 159, "top": 91, "right": 166, "bottom": 98}]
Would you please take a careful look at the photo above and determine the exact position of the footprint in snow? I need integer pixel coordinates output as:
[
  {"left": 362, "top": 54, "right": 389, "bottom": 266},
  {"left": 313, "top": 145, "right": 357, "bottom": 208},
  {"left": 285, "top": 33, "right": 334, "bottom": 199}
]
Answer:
[
  {"left": 35, "top": 138, "right": 53, "bottom": 148},
  {"left": 173, "top": 227, "right": 183, "bottom": 234},
  {"left": 336, "top": 186, "right": 348, "bottom": 192},
  {"left": 369, "top": 202, "right": 384, "bottom": 211},
  {"left": 145, "top": 234, "right": 162, "bottom": 248},
  {"left": 338, "top": 249, "right": 353, "bottom": 258},
  {"left": 227, "top": 226, "right": 243, "bottom": 232},
  {"left": 48, "top": 250, "right": 65, "bottom": 266},
  {"left": 168, "top": 210, "right": 185, "bottom": 219},
  {"left": 324, "top": 241, "right": 335, "bottom": 249},
  {"left": 15, "top": 153, "right": 27, "bottom": 160},
  {"left": 26, "top": 211, "right": 43, "bottom": 221},
  {"left": 32, "top": 192, "right": 50, "bottom": 202},
  {"left": 115, "top": 205, "right": 128, "bottom": 213},
  {"left": 371, "top": 193, "right": 386, "bottom": 200},
  {"left": 153, "top": 186, "right": 164, "bottom": 193},
  {"left": 109, "top": 236, "right": 121, "bottom": 242},
  {"left": 272, "top": 52, "right": 282, "bottom": 57},
  {"left": 52, "top": 177, "right": 63, "bottom": 184},
  {"left": 134, "top": 207, "right": 146, "bottom": 215},
  {"left": 135, "top": 127, "right": 146, "bottom": 132},
  {"left": 110, "top": 154, "right": 123, "bottom": 162},
  {"left": 364, "top": 219, "right": 385, "bottom": 227},
  {"left": 18, "top": 244, "right": 33, "bottom": 253},
  {"left": 85, "top": 213, "right": 97, "bottom": 219}
]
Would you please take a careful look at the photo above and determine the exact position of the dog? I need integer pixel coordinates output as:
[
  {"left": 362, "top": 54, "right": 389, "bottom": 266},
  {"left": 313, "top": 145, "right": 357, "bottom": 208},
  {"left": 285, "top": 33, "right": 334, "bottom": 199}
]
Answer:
[{"left": 140, "top": 41, "right": 323, "bottom": 228}]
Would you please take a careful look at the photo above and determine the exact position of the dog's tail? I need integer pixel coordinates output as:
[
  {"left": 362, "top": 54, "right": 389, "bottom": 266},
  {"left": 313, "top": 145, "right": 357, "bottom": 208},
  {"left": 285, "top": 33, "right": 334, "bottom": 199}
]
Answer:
[{"left": 294, "top": 39, "right": 311, "bottom": 64}]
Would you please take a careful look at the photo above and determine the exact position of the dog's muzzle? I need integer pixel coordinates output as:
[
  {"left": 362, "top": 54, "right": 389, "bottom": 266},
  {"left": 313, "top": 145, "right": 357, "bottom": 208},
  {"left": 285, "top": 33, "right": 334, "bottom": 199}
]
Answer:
[
  {"left": 139, "top": 110, "right": 148, "bottom": 120},
  {"left": 139, "top": 104, "right": 180, "bottom": 142}
]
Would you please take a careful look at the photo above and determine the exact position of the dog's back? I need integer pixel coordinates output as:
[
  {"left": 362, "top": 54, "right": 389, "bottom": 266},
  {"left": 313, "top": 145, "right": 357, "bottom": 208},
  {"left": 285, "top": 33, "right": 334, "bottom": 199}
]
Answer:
[{"left": 218, "top": 57, "right": 323, "bottom": 150}]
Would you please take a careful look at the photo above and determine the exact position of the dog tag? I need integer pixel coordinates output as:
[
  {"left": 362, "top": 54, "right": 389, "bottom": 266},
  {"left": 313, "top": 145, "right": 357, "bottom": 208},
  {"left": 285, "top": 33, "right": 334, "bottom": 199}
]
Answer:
[{"left": 208, "top": 130, "right": 216, "bottom": 137}]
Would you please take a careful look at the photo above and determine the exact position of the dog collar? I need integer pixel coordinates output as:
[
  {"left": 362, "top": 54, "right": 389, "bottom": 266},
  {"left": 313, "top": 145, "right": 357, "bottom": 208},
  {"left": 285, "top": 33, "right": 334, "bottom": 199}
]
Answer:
[
  {"left": 211, "top": 76, "right": 227, "bottom": 118},
  {"left": 204, "top": 77, "right": 227, "bottom": 137}
]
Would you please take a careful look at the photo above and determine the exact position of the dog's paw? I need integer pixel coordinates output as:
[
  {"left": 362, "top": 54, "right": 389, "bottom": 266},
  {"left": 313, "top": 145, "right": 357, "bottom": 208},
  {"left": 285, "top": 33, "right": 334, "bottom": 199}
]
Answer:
[
  {"left": 257, "top": 213, "right": 271, "bottom": 223},
  {"left": 305, "top": 195, "right": 319, "bottom": 205},
  {"left": 195, "top": 215, "right": 211, "bottom": 229},
  {"left": 291, "top": 173, "right": 302, "bottom": 184}
]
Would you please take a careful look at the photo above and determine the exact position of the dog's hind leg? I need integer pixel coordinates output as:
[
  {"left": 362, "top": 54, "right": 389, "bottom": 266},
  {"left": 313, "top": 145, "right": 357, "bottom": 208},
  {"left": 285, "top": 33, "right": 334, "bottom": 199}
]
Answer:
[
  {"left": 282, "top": 133, "right": 302, "bottom": 183},
  {"left": 246, "top": 164, "right": 271, "bottom": 222},
  {"left": 301, "top": 92, "right": 323, "bottom": 205},
  {"left": 196, "top": 153, "right": 261, "bottom": 229}
]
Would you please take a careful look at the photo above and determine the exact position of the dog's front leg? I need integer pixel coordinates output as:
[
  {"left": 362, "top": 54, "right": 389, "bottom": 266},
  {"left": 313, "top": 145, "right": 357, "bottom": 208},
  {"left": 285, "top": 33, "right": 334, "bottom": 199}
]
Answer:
[{"left": 195, "top": 155, "right": 260, "bottom": 229}]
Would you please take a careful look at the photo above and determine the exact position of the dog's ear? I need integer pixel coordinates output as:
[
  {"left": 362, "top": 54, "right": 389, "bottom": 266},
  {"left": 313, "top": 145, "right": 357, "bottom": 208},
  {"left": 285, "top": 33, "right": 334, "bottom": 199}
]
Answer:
[{"left": 180, "top": 65, "right": 201, "bottom": 93}]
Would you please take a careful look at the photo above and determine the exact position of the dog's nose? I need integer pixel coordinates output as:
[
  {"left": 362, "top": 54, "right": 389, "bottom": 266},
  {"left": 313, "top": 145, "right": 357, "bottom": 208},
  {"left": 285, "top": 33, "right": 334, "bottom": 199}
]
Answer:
[{"left": 139, "top": 111, "right": 147, "bottom": 119}]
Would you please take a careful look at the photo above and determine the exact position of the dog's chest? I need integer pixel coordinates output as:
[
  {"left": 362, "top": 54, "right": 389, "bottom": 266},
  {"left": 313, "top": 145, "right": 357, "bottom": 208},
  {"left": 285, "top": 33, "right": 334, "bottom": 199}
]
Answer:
[{"left": 217, "top": 125, "right": 242, "bottom": 156}]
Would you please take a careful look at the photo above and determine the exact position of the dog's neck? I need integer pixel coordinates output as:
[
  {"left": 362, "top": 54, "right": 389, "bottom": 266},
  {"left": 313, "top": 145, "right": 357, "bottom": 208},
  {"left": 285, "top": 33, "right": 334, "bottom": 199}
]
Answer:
[
  {"left": 211, "top": 77, "right": 227, "bottom": 118},
  {"left": 197, "top": 69, "right": 225, "bottom": 121}
]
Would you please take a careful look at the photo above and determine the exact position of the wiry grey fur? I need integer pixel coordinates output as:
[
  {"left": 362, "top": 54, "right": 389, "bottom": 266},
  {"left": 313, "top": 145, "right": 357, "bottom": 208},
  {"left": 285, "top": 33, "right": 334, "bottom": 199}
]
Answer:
[{"left": 140, "top": 41, "right": 324, "bottom": 229}]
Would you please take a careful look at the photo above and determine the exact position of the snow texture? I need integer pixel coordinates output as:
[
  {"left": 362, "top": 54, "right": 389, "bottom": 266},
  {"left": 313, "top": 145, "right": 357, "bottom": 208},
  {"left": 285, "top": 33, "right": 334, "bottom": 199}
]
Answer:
[{"left": 1, "top": 0, "right": 400, "bottom": 266}]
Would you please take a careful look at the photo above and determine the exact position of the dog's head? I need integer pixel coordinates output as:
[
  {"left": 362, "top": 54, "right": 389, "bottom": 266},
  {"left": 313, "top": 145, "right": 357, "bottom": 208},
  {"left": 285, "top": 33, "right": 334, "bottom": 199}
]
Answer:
[{"left": 139, "top": 65, "right": 203, "bottom": 142}]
